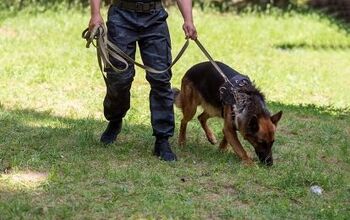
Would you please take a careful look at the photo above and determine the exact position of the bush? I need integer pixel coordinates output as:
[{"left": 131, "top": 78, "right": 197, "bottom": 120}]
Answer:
[
  {"left": 0, "top": 0, "right": 111, "bottom": 11},
  {"left": 171, "top": 0, "right": 294, "bottom": 11},
  {"left": 0, "top": 0, "right": 303, "bottom": 12}
]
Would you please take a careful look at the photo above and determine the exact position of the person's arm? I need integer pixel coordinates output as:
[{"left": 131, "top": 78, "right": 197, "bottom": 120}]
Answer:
[
  {"left": 89, "top": 0, "right": 104, "bottom": 31},
  {"left": 176, "top": 0, "right": 197, "bottom": 40}
]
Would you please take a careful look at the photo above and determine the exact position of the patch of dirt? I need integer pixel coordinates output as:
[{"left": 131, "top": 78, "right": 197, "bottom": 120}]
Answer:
[
  {"left": 198, "top": 182, "right": 250, "bottom": 220},
  {"left": 11, "top": 171, "right": 48, "bottom": 183},
  {"left": 346, "top": 127, "right": 350, "bottom": 137},
  {"left": 0, "top": 27, "right": 17, "bottom": 38},
  {"left": 279, "top": 126, "right": 298, "bottom": 136},
  {"left": 321, "top": 155, "right": 340, "bottom": 164},
  {"left": 200, "top": 181, "right": 240, "bottom": 202},
  {"left": 1, "top": 170, "right": 48, "bottom": 187},
  {"left": 296, "top": 115, "right": 316, "bottom": 122},
  {"left": 202, "top": 191, "right": 222, "bottom": 202},
  {"left": 320, "top": 155, "right": 349, "bottom": 172}
]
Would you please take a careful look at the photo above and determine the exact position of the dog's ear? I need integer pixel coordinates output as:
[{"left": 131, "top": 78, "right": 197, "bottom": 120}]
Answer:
[
  {"left": 248, "top": 115, "right": 259, "bottom": 133},
  {"left": 271, "top": 111, "right": 283, "bottom": 125}
]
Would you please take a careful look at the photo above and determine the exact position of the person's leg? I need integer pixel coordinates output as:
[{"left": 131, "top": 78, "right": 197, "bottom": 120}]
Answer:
[
  {"left": 101, "top": 5, "right": 138, "bottom": 144},
  {"left": 138, "top": 9, "right": 176, "bottom": 160}
]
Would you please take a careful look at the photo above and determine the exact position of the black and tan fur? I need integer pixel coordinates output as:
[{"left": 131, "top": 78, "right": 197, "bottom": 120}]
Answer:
[{"left": 173, "top": 62, "right": 282, "bottom": 165}]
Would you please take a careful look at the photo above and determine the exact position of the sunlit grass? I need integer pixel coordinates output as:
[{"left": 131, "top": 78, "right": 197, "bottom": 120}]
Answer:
[
  {"left": 0, "top": 170, "right": 48, "bottom": 190},
  {"left": 0, "top": 7, "right": 349, "bottom": 219}
]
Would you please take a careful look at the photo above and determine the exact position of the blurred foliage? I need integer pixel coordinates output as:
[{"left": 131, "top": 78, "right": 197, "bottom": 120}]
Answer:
[
  {"left": 0, "top": 0, "right": 111, "bottom": 11},
  {"left": 1, "top": 0, "right": 302, "bottom": 11},
  {"left": 166, "top": 0, "right": 303, "bottom": 12},
  {"left": 309, "top": 0, "right": 350, "bottom": 23},
  {"left": 2, "top": 0, "right": 348, "bottom": 25}
]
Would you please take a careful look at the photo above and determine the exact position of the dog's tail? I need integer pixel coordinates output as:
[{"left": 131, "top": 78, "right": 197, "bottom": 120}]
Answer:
[{"left": 172, "top": 88, "right": 182, "bottom": 108}]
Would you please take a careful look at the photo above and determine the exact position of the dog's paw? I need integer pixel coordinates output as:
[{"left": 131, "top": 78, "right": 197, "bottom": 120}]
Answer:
[
  {"left": 242, "top": 158, "right": 254, "bottom": 166},
  {"left": 219, "top": 141, "right": 228, "bottom": 151},
  {"left": 178, "top": 139, "right": 186, "bottom": 147},
  {"left": 207, "top": 135, "right": 217, "bottom": 145}
]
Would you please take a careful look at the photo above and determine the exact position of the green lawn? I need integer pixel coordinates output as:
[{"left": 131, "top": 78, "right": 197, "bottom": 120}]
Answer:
[{"left": 0, "top": 7, "right": 349, "bottom": 219}]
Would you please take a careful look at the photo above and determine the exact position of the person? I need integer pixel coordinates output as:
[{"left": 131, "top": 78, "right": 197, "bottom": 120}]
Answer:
[{"left": 88, "top": 0, "right": 197, "bottom": 161}]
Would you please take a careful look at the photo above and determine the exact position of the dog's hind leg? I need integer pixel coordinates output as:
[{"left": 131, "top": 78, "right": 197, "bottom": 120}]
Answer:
[
  {"left": 178, "top": 84, "right": 198, "bottom": 147},
  {"left": 179, "top": 107, "right": 197, "bottom": 147},
  {"left": 198, "top": 112, "right": 217, "bottom": 145},
  {"left": 219, "top": 129, "right": 228, "bottom": 150}
]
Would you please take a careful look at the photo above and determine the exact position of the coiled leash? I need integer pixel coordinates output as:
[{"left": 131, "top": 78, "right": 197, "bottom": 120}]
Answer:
[{"left": 82, "top": 24, "right": 189, "bottom": 80}]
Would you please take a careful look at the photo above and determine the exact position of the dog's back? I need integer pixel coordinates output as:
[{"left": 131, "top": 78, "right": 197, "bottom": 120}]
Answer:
[
  {"left": 180, "top": 62, "right": 241, "bottom": 108},
  {"left": 174, "top": 61, "right": 247, "bottom": 117}
]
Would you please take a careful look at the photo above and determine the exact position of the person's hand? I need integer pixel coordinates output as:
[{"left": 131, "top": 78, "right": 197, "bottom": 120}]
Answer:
[
  {"left": 89, "top": 13, "right": 104, "bottom": 31},
  {"left": 183, "top": 20, "right": 197, "bottom": 40}
]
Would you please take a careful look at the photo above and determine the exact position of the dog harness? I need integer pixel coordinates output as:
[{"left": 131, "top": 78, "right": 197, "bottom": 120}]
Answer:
[
  {"left": 219, "top": 74, "right": 251, "bottom": 121},
  {"left": 219, "top": 74, "right": 251, "bottom": 106}
]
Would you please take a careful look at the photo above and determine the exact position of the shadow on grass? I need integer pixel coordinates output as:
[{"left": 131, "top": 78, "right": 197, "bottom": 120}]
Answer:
[
  {"left": 269, "top": 101, "right": 350, "bottom": 117},
  {"left": 295, "top": 5, "right": 350, "bottom": 34},
  {"left": 0, "top": 107, "right": 155, "bottom": 171},
  {"left": 1, "top": 102, "right": 348, "bottom": 172},
  {"left": 274, "top": 42, "right": 350, "bottom": 50},
  {"left": 269, "top": 6, "right": 350, "bottom": 51},
  {"left": 0, "top": 103, "right": 349, "bottom": 218}
]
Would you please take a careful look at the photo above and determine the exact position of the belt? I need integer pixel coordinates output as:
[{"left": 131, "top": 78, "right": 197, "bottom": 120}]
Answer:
[{"left": 112, "top": 0, "right": 163, "bottom": 13}]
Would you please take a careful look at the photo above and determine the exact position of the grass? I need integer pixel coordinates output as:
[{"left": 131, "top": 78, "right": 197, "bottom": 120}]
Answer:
[{"left": 0, "top": 6, "right": 350, "bottom": 219}]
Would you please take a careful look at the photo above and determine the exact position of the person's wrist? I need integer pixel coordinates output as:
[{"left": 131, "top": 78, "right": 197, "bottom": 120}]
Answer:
[
  {"left": 184, "top": 19, "right": 193, "bottom": 24},
  {"left": 91, "top": 10, "right": 101, "bottom": 17},
  {"left": 182, "top": 14, "right": 193, "bottom": 22},
  {"left": 92, "top": 14, "right": 101, "bottom": 18}
]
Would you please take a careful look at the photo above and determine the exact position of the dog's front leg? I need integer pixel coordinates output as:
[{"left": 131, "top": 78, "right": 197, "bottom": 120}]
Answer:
[
  {"left": 179, "top": 119, "right": 188, "bottom": 146},
  {"left": 223, "top": 106, "right": 253, "bottom": 165}
]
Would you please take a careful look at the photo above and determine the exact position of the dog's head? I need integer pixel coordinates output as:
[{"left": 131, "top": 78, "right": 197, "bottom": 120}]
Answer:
[
  {"left": 222, "top": 77, "right": 283, "bottom": 166},
  {"left": 236, "top": 110, "right": 282, "bottom": 166}
]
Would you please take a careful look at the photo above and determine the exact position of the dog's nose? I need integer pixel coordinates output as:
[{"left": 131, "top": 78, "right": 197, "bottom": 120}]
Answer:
[
  {"left": 265, "top": 158, "right": 273, "bottom": 166},
  {"left": 258, "top": 153, "right": 273, "bottom": 166}
]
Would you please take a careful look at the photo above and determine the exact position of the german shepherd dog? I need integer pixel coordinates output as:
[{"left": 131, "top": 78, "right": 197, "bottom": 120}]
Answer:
[{"left": 173, "top": 62, "right": 282, "bottom": 166}]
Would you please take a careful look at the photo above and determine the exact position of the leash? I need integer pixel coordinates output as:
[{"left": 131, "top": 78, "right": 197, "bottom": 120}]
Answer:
[
  {"left": 193, "top": 38, "right": 238, "bottom": 108},
  {"left": 82, "top": 25, "right": 189, "bottom": 79},
  {"left": 194, "top": 39, "right": 231, "bottom": 84},
  {"left": 82, "top": 25, "right": 236, "bottom": 103}
]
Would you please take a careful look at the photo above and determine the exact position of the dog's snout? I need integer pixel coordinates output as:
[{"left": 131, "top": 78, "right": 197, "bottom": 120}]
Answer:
[
  {"left": 264, "top": 157, "right": 273, "bottom": 166},
  {"left": 256, "top": 151, "right": 273, "bottom": 166}
]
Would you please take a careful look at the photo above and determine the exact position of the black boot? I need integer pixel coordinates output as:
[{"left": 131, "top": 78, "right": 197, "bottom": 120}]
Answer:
[
  {"left": 153, "top": 137, "right": 177, "bottom": 161},
  {"left": 100, "top": 120, "right": 122, "bottom": 145}
]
